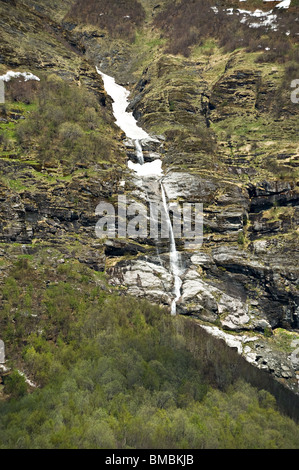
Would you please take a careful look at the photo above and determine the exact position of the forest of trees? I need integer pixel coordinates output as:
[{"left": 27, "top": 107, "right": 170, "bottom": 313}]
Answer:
[{"left": 1, "top": 257, "right": 299, "bottom": 449}]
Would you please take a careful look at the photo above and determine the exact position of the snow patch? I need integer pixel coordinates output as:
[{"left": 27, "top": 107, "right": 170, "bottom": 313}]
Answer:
[
  {"left": 276, "top": 0, "right": 291, "bottom": 9},
  {"left": 128, "top": 159, "right": 163, "bottom": 177},
  {"left": 0, "top": 71, "right": 40, "bottom": 82},
  {"left": 96, "top": 67, "right": 157, "bottom": 142},
  {"left": 212, "top": 1, "right": 292, "bottom": 31}
]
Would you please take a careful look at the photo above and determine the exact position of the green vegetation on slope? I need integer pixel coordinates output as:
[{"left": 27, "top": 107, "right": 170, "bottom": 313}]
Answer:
[
  {"left": 0, "top": 0, "right": 298, "bottom": 451},
  {"left": 0, "top": 72, "right": 127, "bottom": 175},
  {"left": 0, "top": 255, "right": 299, "bottom": 449},
  {"left": 12, "top": 75, "right": 121, "bottom": 169}
]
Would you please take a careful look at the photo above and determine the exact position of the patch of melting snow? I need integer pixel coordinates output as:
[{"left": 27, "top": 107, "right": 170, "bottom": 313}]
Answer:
[
  {"left": 96, "top": 66, "right": 162, "bottom": 177},
  {"left": 0, "top": 71, "right": 40, "bottom": 82},
  {"left": 212, "top": 0, "right": 293, "bottom": 31},
  {"left": 276, "top": 0, "right": 291, "bottom": 8},
  {"left": 96, "top": 67, "right": 157, "bottom": 142},
  {"left": 237, "top": 9, "right": 278, "bottom": 29},
  {"left": 128, "top": 159, "right": 163, "bottom": 177},
  {"left": 239, "top": 0, "right": 290, "bottom": 5}
]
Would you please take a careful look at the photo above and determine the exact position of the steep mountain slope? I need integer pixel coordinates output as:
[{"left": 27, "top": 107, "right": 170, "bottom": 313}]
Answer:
[
  {"left": 0, "top": 0, "right": 299, "bottom": 446},
  {"left": 58, "top": 0, "right": 299, "bottom": 390}
]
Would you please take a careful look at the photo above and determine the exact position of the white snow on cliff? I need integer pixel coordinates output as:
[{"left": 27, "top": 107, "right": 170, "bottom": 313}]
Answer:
[
  {"left": 211, "top": 0, "right": 293, "bottom": 31},
  {"left": 0, "top": 71, "right": 40, "bottom": 82},
  {"left": 96, "top": 67, "right": 154, "bottom": 141}
]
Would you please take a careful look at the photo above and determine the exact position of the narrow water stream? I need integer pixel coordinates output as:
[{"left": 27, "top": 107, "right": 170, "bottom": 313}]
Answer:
[
  {"left": 161, "top": 184, "right": 182, "bottom": 315},
  {"left": 96, "top": 67, "right": 182, "bottom": 314}
]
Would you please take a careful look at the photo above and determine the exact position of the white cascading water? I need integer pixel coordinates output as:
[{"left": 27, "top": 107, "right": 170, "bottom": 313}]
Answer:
[
  {"left": 96, "top": 66, "right": 182, "bottom": 314},
  {"left": 134, "top": 139, "right": 144, "bottom": 165},
  {"left": 161, "top": 184, "right": 182, "bottom": 315}
]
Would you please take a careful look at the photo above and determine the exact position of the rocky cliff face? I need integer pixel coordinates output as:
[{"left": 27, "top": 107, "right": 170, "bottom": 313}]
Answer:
[
  {"left": 0, "top": 0, "right": 299, "bottom": 396},
  {"left": 93, "top": 31, "right": 298, "bottom": 392}
]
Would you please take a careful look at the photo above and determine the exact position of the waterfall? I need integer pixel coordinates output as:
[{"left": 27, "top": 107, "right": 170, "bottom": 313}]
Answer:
[
  {"left": 161, "top": 183, "right": 182, "bottom": 315},
  {"left": 134, "top": 139, "right": 144, "bottom": 165},
  {"left": 96, "top": 66, "right": 182, "bottom": 314}
]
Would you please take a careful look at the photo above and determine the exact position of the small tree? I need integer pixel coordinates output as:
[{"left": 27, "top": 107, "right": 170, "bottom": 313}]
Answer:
[{"left": 4, "top": 370, "right": 27, "bottom": 399}]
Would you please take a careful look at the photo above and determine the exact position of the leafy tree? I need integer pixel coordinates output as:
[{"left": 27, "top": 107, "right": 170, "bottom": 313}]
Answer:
[{"left": 4, "top": 370, "right": 27, "bottom": 399}]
